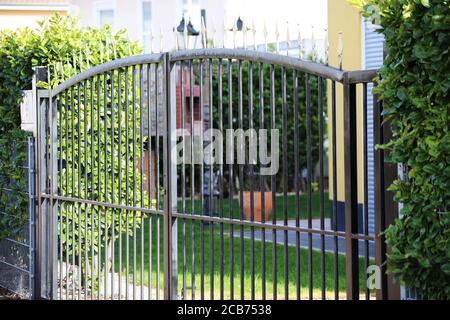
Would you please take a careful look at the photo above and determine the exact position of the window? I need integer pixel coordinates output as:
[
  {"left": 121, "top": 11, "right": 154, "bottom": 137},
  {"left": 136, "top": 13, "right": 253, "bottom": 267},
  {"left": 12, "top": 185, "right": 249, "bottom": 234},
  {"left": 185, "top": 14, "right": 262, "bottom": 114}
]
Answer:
[
  {"left": 99, "top": 9, "right": 114, "bottom": 28},
  {"left": 141, "top": 0, "right": 152, "bottom": 53},
  {"left": 95, "top": 1, "right": 115, "bottom": 30}
]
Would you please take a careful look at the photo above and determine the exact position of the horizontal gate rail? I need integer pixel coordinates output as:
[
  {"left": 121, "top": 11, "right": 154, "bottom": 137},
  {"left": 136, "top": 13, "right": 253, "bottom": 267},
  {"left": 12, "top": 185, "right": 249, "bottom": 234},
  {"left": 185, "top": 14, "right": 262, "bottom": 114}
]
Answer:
[
  {"left": 40, "top": 194, "right": 164, "bottom": 216},
  {"left": 172, "top": 212, "right": 375, "bottom": 241}
]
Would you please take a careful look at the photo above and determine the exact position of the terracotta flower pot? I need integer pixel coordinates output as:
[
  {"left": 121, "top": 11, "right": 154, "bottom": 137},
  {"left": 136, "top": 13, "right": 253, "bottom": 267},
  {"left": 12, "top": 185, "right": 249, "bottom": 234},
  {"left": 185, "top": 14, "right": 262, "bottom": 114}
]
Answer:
[{"left": 242, "top": 191, "right": 273, "bottom": 222}]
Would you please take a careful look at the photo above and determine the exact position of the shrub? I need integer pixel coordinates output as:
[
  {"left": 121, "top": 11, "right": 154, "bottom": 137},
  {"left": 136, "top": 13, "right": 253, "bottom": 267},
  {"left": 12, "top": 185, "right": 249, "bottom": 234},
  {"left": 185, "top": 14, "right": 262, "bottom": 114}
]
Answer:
[
  {"left": 354, "top": 0, "right": 450, "bottom": 299},
  {"left": 0, "top": 15, "right": 147, "bottom": 282},
  {"left": 211, "top": 60, "right": 327, "bottom": 192}
]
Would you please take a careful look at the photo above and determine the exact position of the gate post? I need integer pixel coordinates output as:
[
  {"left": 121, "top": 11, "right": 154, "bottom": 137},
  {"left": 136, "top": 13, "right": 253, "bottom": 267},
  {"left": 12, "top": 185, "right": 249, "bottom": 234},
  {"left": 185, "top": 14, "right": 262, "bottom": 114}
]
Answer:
[
  {"left": 163, "top": 53, "right": 178, "bottom": 300},
  {"left": 48, "top": 77, "right": 58, "bottom": 300},
  {"left": 343, "top": 79, "right": 359, "bottom": 300},
  {"left": 373, "top": 95, "right": 400, "bottom": 300},
  {"left": 34, "top": 66, "right": 48, "bottom": 299},
  {"left": 34, "top": 66, "right": 58, "bottom": 300}
]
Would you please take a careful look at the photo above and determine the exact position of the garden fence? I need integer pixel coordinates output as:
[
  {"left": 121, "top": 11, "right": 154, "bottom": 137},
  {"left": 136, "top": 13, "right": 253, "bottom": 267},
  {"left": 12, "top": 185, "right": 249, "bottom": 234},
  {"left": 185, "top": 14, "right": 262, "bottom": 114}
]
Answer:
[{"left": 0, "top": 137, "right": 36, "bottom": 299}]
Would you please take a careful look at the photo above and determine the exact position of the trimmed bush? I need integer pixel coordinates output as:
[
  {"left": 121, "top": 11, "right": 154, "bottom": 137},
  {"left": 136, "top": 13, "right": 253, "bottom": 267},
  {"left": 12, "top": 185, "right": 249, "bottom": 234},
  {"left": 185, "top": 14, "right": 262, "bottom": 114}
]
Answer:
[
  {"left": 352, "top": 0, "right": 450, "bottom": 299},
  {"left": 0, "top": 15, "right": 146, "bottom": 280}
]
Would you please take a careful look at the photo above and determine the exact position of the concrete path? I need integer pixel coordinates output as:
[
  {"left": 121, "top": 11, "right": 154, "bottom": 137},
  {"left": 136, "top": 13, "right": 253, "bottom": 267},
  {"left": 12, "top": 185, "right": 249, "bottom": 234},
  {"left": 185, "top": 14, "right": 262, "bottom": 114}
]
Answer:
[
  {"left": 229, "top": 219, "right": 375, "bottom": 258},
  {"left": 58, "top": 261, "right": 160, "bottom": 300}
]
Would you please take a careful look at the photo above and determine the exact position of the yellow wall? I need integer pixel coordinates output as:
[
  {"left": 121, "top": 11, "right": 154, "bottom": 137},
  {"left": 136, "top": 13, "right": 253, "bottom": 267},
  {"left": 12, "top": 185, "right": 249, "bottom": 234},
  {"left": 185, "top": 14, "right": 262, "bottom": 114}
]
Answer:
[
  {"left": 327, "top": 0, "right": 364, "bottom": 203},
  {"left": 0, "top": 10, "right": 66, "bottom": 31}
]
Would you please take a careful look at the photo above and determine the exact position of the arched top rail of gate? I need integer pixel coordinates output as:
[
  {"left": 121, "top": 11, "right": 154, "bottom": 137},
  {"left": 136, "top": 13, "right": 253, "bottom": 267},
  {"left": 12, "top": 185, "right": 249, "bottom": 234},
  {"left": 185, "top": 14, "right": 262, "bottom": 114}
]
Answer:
[
  {"left": 52, "top": 52, "right": 164, "bottom": 96},
  {"left": 52, "top": 48, "right": 377, "bottom": 97},
  {"left": 170, "top": 48, "right": 346, "bottom": 81}
]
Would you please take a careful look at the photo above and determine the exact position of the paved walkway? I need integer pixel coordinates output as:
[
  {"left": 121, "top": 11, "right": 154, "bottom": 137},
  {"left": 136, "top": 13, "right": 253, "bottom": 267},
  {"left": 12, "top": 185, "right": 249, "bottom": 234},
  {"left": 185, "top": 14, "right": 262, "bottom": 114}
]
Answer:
[{"left": 228, "top": 219, "right": 375, "bottom": 258}]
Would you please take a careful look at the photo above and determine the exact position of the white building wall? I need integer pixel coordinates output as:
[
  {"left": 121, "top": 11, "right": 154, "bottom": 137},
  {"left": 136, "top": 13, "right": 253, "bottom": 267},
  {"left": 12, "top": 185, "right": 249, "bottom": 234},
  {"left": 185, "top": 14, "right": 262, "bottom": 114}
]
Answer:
[{"left": 69, "top": 0, "right": 326, "bottom": 55}]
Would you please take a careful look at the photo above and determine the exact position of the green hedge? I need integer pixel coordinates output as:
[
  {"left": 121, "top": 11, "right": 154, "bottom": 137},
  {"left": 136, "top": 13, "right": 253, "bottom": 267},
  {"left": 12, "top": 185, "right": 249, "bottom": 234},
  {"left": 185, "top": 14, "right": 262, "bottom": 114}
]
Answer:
[
  {"left": 211, "top": 61, "right": 326, "bottom": 191},
  {"left": 0, "top": 130, "right": 30, "bottom": 240},
  {"left": 0, "top": 15, "right": 145, "bottom": 269},
  {"left": 356, "top": 0, "right": 449, "bottom": 299}
]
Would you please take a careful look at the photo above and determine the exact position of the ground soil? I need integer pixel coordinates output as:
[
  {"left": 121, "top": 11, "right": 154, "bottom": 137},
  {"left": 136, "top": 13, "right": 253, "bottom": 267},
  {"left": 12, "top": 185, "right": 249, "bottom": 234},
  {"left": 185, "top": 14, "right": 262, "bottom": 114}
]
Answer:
[{"left": 0, "top": 287, "right": 22, "bottom": 300}]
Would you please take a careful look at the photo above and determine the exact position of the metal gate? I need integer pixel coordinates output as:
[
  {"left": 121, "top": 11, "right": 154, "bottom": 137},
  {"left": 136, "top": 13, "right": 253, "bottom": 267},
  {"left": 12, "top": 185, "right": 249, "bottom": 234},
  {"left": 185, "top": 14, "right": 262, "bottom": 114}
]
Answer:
[{"left": 35, "top": 48, "right": 391, "bottom": 300}]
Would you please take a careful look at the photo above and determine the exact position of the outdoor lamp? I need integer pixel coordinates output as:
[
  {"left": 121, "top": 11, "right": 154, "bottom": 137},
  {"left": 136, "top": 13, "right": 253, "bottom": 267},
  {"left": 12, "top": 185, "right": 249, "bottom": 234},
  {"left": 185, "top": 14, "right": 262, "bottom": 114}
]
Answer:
[
  {"left": 229, "top": 16, "right": 251, "bottom": 48},
  {"left": 176, "top": 16, "right": 200, "bottom": 50},
  {"left": 229, "top": 16, "right": 250, "bottom": 32}
]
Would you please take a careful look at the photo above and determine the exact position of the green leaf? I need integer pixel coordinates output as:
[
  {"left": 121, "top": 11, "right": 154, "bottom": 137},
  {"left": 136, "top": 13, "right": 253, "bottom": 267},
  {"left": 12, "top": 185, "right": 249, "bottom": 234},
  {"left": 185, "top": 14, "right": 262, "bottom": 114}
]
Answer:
[{"left": 420, "top": 0, "right": 430, "bottom": 8}]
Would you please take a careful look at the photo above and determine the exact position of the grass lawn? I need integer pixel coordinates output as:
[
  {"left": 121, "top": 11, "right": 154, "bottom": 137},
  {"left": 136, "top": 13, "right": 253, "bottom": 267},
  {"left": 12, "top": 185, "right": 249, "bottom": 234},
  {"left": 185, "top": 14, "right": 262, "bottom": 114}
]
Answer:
[
  {"left": 177, "top": 192, "right": 330, "bottom": 221},
  {"left": 112, "top": 214, "right": 373, "bottom": 300}
]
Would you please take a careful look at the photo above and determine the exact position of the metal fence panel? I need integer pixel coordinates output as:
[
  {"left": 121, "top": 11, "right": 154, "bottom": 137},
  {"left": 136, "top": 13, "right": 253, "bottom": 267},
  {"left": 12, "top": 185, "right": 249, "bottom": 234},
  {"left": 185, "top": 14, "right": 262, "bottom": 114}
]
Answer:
[{"left": 0, "top": 137, "right": 36, "bottom": 299}]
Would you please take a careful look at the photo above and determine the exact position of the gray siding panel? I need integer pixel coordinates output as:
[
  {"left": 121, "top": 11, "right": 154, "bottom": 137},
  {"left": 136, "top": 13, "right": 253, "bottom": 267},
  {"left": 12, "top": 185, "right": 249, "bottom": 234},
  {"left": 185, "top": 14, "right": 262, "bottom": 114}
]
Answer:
[{"left": 363, "top": 19, "right": 384, "bottom": 236}]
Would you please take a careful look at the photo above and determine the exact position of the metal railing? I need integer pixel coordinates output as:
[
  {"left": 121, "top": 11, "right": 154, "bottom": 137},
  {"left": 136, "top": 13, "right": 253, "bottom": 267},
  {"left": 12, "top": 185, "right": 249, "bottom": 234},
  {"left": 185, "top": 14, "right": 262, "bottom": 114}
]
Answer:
[
  {"left": 34, "top": 48, "right": 389, "bottom": 300},
  {"left": 0, "top": 137, "right": 36, "bottom": 299}
]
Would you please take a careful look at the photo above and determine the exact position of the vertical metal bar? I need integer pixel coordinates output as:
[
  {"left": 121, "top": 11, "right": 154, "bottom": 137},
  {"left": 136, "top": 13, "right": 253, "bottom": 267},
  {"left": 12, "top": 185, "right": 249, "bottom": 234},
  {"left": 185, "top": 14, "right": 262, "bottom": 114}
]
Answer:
[
  {"left": 293, "top": 71, "right": 300, "bottom": 300},
  {"left": 58, "top": 94, "right": 63, "bottom": 300},
  {"left": 45, "top": 87, "right": 51, "bottom": 299},
  {"left": 155, "top": 62, "right": 161, "bottom": 300},
  {"left": 373, "top": 92, "right": 388, "bottom": 300},
  {"left": 132, "top": 65, "right": 137, "bottom": 300},
  {"left": 318, "top": 76, "right": 326, "bottom": 300},
  {"left": 208, "top": 58, "right": 214, "bottom": 300},
  {"left": 124, "top": 67, "right": 130, "bottom": 300},
  {"left": 259, "top": 62, "right": 267, "bottom": 300},
  {"left": 103, "top": 72, "right": 109, "bottom": 300},
  {"left": 139, "top": 64, "right": 144, "bottom": 300},
  {"left": 77, "top": 83, "right": 82, "bottom": 301},
  {"left": 32, "top": 67, "right": 42, "bottom": 300},
  {"left": 238, "top": 58, "right": 244, "bottom": 300},
  {"left": 227, "top": 58, "right": 234, "bottom": 300},
  {"left": 147, "top": 63, "right": 153, "bottom": 300},
  {"left": 83, "top": 80, "right": 89, "bottom": 300},
  {"left": 180, "top": 61, "right": 187, "bottom": 300},
  {"left": 343, "top": 81, "right": 359, "bottom": 300},
  {"left": 281, "top": 66, "right": 288, "bottom": 300},
  {"left": 270, "top": 64, "right": 277, "bottom": 300},
  {"left": 117, "top": 70, "right": 123, "bottom": 300},
  {"left": 189, "top": 60, "right": 195, "bottom": 300},
  {"left": 90, "top": 77, "right": 95, "bottom": 300},
  {"left": 218, "top": 58, "right": 224, "bottom": 301},
  {"left": 200, "top": 58, "right": 205, "bottom": 300},
  {"left": 169, "top": 57, "right": 179, "bottom": 300},
  {"left": 28, "top": 136, "right": 36, "bottom": 300},
  {"left": 110, "top": 70, "right": 116, "bottom": 300},
  {"left": 331, "top": 81, "right": 339, "bottom": 300},
  {"left": 62, "top": 90, "right": 68, "bottom": 299},
  {"left": 163, "top": 53, "right": 174, "bottom": 300},
  {"left": 71, "top": 85, "right": 75, "bottom": 300},
  {"left": 65, "top": 89, "right": 70, "bottom": 300},
  {"left": 249, "top": 60, "right": 255, "bottom": 301},
  {"left": 306, "top": 74, "right": 313, "bottom": 300},
  {"left": 363, "top": 82, "right": 370, "bottom": 300},
  {"left": 49, "top": 87, "right": 58, "bottom": 300},
  {"left": 96, "top": 74, "right": 101, "bottom": 300}
]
